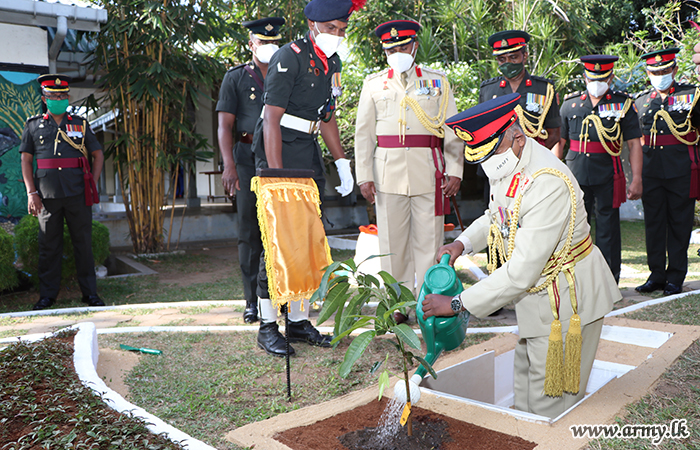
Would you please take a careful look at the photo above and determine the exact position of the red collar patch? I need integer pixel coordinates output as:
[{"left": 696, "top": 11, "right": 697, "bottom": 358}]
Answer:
[
  {"left": 388, "top": 68, "right": 394, "bottom": 79},
  {"left": 415, "top": 66, "right": 422, "bottom": 77},
  {"left": 499, "top": 79, "right": 506, "bottom": 88},
  {"left": 291, "top": 43, "right": 301, "bottom": 54},
  {"left": 525, "top": 79, "right": 532, "bottom": 87},
  {"left": 506, "top": 173, "right": 521, "bottom": 198}
]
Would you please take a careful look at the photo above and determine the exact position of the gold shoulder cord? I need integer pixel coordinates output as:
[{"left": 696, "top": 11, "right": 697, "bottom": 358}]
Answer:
[
  {"left": 578, "top": 98, "right": 633, "bottom": 156},
  {"left": 486, "top": 168, "right": 577, "bottom": 293},
  {"left": 398, "top": 75, "right": 450, "bottom": 142},
  {"left": 514, "top": 83, "right": 555, "bottom": 140},
  {"left": 55, "top": 119, "right": 89, "bottom": 159},
  {"left": 650, "top": 87, "right": 700, "bottom": 146}
]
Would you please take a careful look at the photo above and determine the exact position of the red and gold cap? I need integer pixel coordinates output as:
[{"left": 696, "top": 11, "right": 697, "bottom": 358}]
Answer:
[
  {"left": 641, "top": 48, "right": 679, "bottom": 72},
  {"left": 446, "top": 93, "right": 520, "bottom": 164},
  {"left": 580, "top": 55, "right": 618, "bottom": 80},
  {"left": 487, "top": 30, "right": 530, "bottom": 56},
  {"left": 37, "top": 74, "right": 71, "bottom": 93},
  {"left": 374, "top": 20, "right": 421, "bottom": 49}
]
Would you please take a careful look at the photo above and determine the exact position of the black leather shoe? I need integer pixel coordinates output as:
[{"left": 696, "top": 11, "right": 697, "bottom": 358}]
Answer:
[
  {"left": 663, "top": 283, "right": 682, "bottom": 296},
  {"left": 33, "top": 297, "right": 55, "bottom": 310},
  {"left": 243, "top": 300, "right": 259, "bottom": 323},
  {"left": 635, "top": 280, "right": 665, "bottom": 293},
  {"left": 257, "top": 321, "right": 295, "bottom": 356},
  {"left": 287, "top": 320, "right": 332, "bottom": 347},
  {"left": 81, "top": 295, "right": 106, "bottom": 307}
]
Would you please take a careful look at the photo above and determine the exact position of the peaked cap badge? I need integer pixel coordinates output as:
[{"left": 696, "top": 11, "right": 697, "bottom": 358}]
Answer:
[
  {"left": 390, "top": 27, "right": 398, "bottom": 37},
  {"left": 265, "top": 23, "right": 273, "bottom": 31}
]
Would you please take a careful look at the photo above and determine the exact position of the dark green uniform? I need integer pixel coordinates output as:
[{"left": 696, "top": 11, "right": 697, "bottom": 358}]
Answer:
[
  {"left": 19, "top": 112, "right": 101, "bottom": 299},
  {"left": 634, "top": 82, "right": 700, "bottom": 287},
  {"left": 216, "top": 62, "right": 265, "bottom": 307},
  {"left": 252, "top": 32, "right": 341, "bottom": 298},
  {"left": 561, "top": 90, "right": 642, "bottom": 281},
  {"left": 479, "top": 71, "right": 561, "bottom": 143}
]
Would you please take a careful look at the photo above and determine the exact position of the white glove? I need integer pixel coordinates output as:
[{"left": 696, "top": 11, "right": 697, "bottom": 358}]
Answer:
[{"left": 334, "top": 158, "right": 354, "bottom": 197}]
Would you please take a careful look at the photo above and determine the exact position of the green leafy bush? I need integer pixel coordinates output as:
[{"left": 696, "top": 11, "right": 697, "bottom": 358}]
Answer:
[
  {"left": 0, "top": 227, "right": 18, "bottom": 291},
  {"left": 14, "top": 215, "right": 111, "bottom": 286}
]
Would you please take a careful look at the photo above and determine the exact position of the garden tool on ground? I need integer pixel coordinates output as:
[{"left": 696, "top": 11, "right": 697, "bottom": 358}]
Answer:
[{"left": 393, "top": 253, "right": 470, "bottom": 404}]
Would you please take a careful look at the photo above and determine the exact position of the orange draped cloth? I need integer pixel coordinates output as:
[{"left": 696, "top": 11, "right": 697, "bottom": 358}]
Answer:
[{"left": 251, "top": 176, "right": 333, "bottom": 310}]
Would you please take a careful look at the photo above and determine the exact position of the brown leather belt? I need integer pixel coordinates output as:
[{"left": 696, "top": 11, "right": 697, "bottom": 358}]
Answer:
[{"left": 237, "top": 133, "right": 253, "bottom": 144}]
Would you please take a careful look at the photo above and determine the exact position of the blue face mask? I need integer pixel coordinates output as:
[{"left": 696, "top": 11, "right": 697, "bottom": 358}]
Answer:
[{"left": 649, "top": 73, "right": 674, "bottom": 91}]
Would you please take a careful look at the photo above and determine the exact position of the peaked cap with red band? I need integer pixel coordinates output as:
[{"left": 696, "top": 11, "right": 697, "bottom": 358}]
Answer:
[
  {"left": 488, "top": 30, "right": 530, "bottom": 56},
  {"left": 375, "top": 20, "right": 421, "bottom": 49},
  {"left": 304, "top": 0, "right": 366, "bottom": 22},
  {"left": 641, "top": 48, "right": 679, "bottom": 72},
  {"left": 38, "top": 73, "right": 71, "bottom": 93},
  {"left": 446, "top": 93, "right": 520, "bottom": 164},
  {"left": 580, "top": 54, "right": 618, "bottom": 80}
]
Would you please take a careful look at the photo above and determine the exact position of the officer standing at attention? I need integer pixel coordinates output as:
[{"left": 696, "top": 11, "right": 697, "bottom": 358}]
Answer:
[
  {"left": 559, "top": 55, "right": 643, "bottom": 283},
  {"left": 251, "top": 0, "right": 361, "bottom": 355},
  {"left": 354, "top": 19, "right": 463, "bottom": 323},
  {"left": 480, "top": 30, "right": 561, "bottom": 151},
  {"left": 19, "top": 74, "right": 105, "bottom": 310},
  {"left": 634, "top": 48, "right": 700, "bottom": 296},
  {"left": 422, "top": 93, "right": 618, "bottom": 419},
  {"left": 217, "top": 17, "right": 285, "bottom": 323}
]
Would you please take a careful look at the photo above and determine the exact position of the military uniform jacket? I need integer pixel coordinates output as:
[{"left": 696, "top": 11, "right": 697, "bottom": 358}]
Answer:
[
  {"left": 635, "top": 81, "right": 700, "bottom": 179},
  {"left": 561, "top": 90, "right": 642, "bottom": 185},
  {"left": 455, "top": 138, "right": 618, "bottom": 338},
  {"left": 19, "top": 112, "right": 101, "bottom": 199},
  {"left": 216, "top": 62, "right": 265, "bottom": 135},
  {"left": 479, "top": 71, "right": 561, "bottom": 135},
  {"left": 252, "top": 32, "right": 341, "bottom": 171},
  {"left": 354, "top": 65, "right": 463, "bottom": 196}
]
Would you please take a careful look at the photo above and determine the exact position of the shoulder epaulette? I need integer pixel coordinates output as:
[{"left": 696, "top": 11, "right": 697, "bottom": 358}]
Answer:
[
  {"left": 226, "top": 63, "right": 247, "bottom": 73},
  {"left": 611, "top": 90, "right": 633, "bottom": 99},
  {"left": 480, "top": 76, "right": 501, "bottom": 87},
  {"left": 421, "top": 66, "right": 447, "bottom": 77},
  {"left": 26, "top": 113, "right": 42, "bottom": 123},
  {"left": 563, "top": 91, "right": 581, "bottom": 101},
  {"left": 530, "top": 74, "right": 555, "bottom": 85},
  {"left": 365, "top": 67, "right": 390, "bottom": 82},
  {"left": 634, "top": 88, "right": 652, "bottom": 99}
]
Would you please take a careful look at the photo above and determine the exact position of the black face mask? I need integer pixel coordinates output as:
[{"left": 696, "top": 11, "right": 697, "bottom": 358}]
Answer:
[{"left": 498, "top": 62, "right": 524, "bottom": 79}]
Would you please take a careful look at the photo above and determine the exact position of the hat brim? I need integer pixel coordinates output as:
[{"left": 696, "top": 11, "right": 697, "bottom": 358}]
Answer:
[
  {"left": 584, "top": 69, "right": 613, "bottom": 80},
  {"left": 252, "top": 33, "right": 282, "bottom": 41},
  {"left": 492, "top": 44, "right": 527, "bottom": 56},
  {"left": 464, "top": 133, "right": 506, "bottom": 164},
  {"left": 382, "top": 37, "right": 415, "bottom": 49},
  {"left": 646, "top": 60, "right": 676, "bottom": 72}
]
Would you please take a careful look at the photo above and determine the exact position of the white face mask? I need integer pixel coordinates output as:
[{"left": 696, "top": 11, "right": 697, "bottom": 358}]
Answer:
[
  {"left": 314, "top": 22, "right": 344, "bottom": 58},
  {"left": 586, "top": 80, "right": 610, "bottom": 98},
  {"left": 386, "top": 43, "right": 415, "bottom": 73},
  {"left": 648, "top": 72, "right": 674, "bottom": 91},
  {"left": 254, "top": 43, "right": 279, "bottom": 64},
  {"left": 481, "top": 146, "right": 519, "bottom": 180}
]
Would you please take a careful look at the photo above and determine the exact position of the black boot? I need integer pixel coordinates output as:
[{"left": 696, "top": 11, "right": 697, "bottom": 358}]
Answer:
[
  {"left": 287, "top": 320, "right": 332, "bottom": 347},
  {"left": 82, "top": 295, "right": 106, "bottom": 307},
  {"left": 243, "top": 299, "right": 259, "bottom": 323},
  {"left": 257, "top": 321, "right": 295, "bottom": 356}
]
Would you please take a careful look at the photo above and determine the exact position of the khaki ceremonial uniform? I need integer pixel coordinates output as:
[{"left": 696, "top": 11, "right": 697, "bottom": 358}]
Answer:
[
  {"left": 355, "top": 65, "right": 463, "bottom": 291},
  {"left": 454, "top": 138, "right": 619, "bottom": 418}
]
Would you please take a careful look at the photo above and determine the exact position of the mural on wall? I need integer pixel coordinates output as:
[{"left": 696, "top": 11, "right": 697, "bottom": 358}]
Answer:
[{"left": 0, "top": 72, "right": 42, "bottom": 218}]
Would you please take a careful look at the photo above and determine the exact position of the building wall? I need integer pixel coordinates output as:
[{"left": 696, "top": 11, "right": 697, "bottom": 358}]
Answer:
[{"left": 0, "top": 23, "right": 48, "bottom": 67}]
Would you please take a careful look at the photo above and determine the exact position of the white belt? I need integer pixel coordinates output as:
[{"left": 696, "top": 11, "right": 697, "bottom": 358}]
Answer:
[{"left": 260, "top": 106, "right": 321, "bottom": 134}]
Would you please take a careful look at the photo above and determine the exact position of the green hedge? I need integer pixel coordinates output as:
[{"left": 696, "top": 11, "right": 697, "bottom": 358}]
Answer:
[
  {"left": 14, "top": 215, "right": 111, "bottom": 286},
  {"left": 0, "top": 227, "right": 18, "bottom": 291}
]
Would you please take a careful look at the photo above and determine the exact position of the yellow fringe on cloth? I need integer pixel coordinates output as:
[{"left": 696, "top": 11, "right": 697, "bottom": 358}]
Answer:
[
  {"left": 564, "top": 313, "right": 582, "bottom": 394},
  {"left": 544, "top": 319, "right": 564, "bottom": 397},
  {"left": 251, "top": 176, "right": 333, "bottom": 311}
]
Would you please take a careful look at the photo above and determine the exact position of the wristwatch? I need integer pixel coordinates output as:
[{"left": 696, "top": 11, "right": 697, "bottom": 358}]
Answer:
[{"left": 450, "top": 294, "right": 462, "bottom": 314}]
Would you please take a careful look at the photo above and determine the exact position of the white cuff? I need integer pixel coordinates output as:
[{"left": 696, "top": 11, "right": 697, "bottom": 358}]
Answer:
[{"left": 455, "top": 235, "right": 473, "bottom": 255}]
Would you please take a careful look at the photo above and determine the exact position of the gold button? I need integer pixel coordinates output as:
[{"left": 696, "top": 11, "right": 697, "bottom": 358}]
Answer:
[
  {"left": 58, "top": 167, "right": 62, "bottom": 170},
  {"left": 660, "top": 146, "right": 664, "bottom": 149},
  {"left": 586, "top": 154, "right": 590, "bottom": 158}
]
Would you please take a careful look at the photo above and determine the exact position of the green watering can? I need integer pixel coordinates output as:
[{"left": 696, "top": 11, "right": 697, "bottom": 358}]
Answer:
[
  {"left": 394, "top": 254, "right": 470, "bottom": 404},
  {"left": 414, "top": 253, "right": 470, "bottom": 379}
]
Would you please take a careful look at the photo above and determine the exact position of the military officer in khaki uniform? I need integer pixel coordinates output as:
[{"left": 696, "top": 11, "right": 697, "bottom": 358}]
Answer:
[
  {"left": 355, "top": 20, "right": 463, "bottom": 312},
  {"left": 422, "top": 94, "right": 619, "bottom": 419},
  {"left": 634, "top": 48, "right": 700, "bottom": 296}
]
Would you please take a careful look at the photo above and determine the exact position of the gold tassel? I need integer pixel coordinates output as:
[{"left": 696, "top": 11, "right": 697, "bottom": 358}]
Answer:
[
  {"left": 564, "top": 314, "right": 582, "bottom": 394},
  {"left": 544, "top": 319, "right": 564, "bottom": 397}
]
